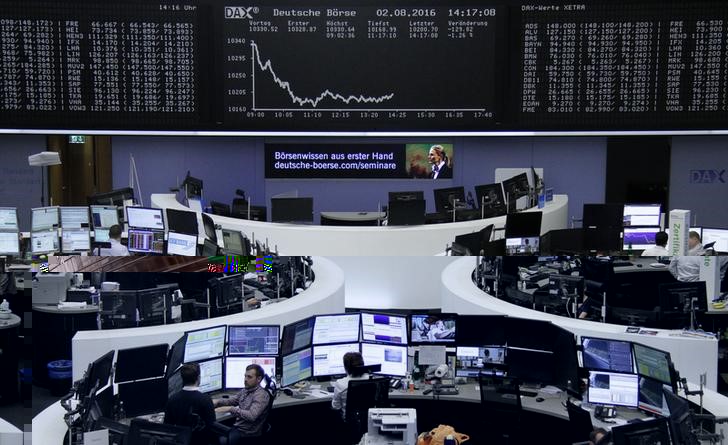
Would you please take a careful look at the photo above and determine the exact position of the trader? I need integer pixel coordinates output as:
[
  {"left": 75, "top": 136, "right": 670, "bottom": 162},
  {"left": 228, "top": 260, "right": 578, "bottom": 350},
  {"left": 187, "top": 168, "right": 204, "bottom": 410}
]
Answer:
[
  {"left": 164, "top": 363, "right": 216, "bottom": 445},
  {"left": 213, "top": 364, "right": 271, "bottom": 437},
  {"left": 100, "top": 225, "right": 130, "bottom": 256},
  {"left": 428, "top": 145, "right": 453, "bottom": 179},
  {"left": 641, "top": 231, "right": 669, "bottom": 256},
  {"left": 331, "top": 351, "right": 370, "bottom": 420},
  {"left": 688, "top": 231, "right": 705, "bottom": 255}
]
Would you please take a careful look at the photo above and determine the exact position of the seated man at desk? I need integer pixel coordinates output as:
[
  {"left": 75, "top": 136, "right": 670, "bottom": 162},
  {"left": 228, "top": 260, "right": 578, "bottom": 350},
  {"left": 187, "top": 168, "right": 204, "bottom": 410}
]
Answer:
[
  {"left": 213, "top": 364, "right": 271, "bottom": 437},
  {"left": 331, "top": 351, "right": 370, "bottom": 420},
  {"left": 164, "top": 363, "right": 216, "bottom": 445},
  {"left": 100, "top": 225, "right": 129, "bottom": 256},
  {"left": 641, "top": 231, "right": 669, "bottom": 257},
  {"left": 688, "top": 231, "right": 705, "bottom": 256}
]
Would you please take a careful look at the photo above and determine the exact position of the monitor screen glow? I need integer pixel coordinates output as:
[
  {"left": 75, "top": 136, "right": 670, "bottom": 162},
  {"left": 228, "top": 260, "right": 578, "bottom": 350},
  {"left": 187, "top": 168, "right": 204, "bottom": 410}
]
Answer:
[
  {"left": 633, "top": 343, "right": 672, "bottom": 385},
  {"left": 32, "top": 207, "right": 59, "bottom": 231},
  {"left": 61, "top": 229, "right": 91, "bottom": 252},
  {"left": 126, "top": 207, "right": 165, "bottom": 230},
  {"left": 60, "top": 207, "right": 90, "bottom": 229},
  {"left": 31, "top": 230, "right": 59, "bottom": 253},
  {"left": 587, "top": 371, "right": 639, "bottom": 408},
  {"left": 228, "top": 326, "right": 280, "bottom": 355},
  {"left": 0, "top": 232, "right": 19, "bottom": 255},
  {"left": 581, "top": 337, "right": 633, "bottom": 373},
  {"left": 198, "top": 358, "right": 223, "bottom": 394},
  {"left": 361, "top": 313, "right": 408, "bottom": 345},
  {"left": 312, "top": 343, "right": 360, "bottom": 377},
  {"left": 623, "top": 227, "right": 660, "bottom": 250},
  {"left": 455, "top": 346, "right": 506, "bottom": 377},
  {"left": 127, "top": 229, "right": 165, "bottom": 254},
  {"left": 505, "top": 237, "right": 540, "bottom": 255},
  {"left": 90, "top": 205, "right": 119, "bottom": 229},
  {"left": 312, "top": 314, "right": 360, "bottom": 345},
  {"left": 623, "top": 204, "right": 661, "bottom": 227},
  {"left": 184, "top": 326, "right": 226, "bottom": 363},
  {"left": 361, "top": 343, "right": 408, "bottom": 377},
  {"left": 409, "top": 314, "right": 456, "bottom": 344},
  {"left": 166, "top": 232, "right": 197, "bottom": 256},
  {"left": 702, "top": 228, "right": 728, "bottom": 252},
  {"left": 281, "top": 349, "right": 313, "bottom": 387},
  {"left": 0, "top": 208, "right": 19, "bottom": 231}
]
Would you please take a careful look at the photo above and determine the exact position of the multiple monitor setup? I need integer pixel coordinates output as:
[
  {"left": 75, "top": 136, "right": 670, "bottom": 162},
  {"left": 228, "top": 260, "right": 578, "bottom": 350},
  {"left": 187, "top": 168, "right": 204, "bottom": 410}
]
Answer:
[
  {"left": 388, "top": 171, "right": 541, "bottom": 226},
  {"left": 0, "top": 207, "right": 19, "bottom": 256}
]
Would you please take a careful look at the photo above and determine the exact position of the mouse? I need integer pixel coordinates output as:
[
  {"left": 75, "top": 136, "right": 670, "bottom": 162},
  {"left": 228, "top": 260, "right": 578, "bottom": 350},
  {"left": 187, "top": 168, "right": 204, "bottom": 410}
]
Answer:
[
  {"left": 535, "top": 397, "right": 544, "bottom": 402},
  {"left": 636, "top": 264, "right": 643, "bottom": 268}
]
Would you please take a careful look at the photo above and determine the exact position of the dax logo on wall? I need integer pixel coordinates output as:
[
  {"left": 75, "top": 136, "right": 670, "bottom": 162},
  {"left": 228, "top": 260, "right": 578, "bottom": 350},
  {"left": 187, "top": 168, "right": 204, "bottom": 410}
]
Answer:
[{"left": 689, "top": 169, "right": 725, "bottom": 184}]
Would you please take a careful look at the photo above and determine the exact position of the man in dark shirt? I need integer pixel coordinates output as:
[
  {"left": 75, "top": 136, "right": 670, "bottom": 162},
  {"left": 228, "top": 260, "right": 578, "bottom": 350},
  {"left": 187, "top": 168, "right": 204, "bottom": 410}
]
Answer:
[
  {"left": 164, "top": 363, "right": 216, "bottom": 445},
  {"left": 213, "top": 364, "right": 271, "bottom": 437}
]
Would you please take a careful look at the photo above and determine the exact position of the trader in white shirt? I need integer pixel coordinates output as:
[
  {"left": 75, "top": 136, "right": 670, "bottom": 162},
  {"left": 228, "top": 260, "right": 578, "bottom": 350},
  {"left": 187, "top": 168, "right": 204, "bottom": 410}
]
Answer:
[
  {"left": 641, "top": 231, "right": 669, "bottom": 257},
  {"left": 100, "top": 225, "right": 130, "bottom": 256},
  {"left": 688, "top": 231, "right": 705, "bottom": 256}
]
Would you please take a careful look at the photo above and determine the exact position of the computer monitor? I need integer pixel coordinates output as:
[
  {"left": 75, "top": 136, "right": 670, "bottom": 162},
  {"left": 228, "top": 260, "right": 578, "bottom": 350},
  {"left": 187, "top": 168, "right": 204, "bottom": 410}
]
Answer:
[
  {"left": 87, "top": 350, "right": 115, "bottom": 396},
  {"left": 0, "top": 232, "right": 19, "bottom": 256},
  {"left": 183, "top": 325, "right": 226, "bottom": 363},
  {"left": 166, "top": 232, "right": 197, "bottom": 256},
  {"left": 117, "top": 378, "right": 168, "bottom": 418},
  {"left": 663, "top": 387, "right": 695, "bottom": 444},
  {"left": 282, "top": 349, "right": 313, "bottom": 387},
  {"left": 584, "top": 226, "right": 623, "bottom": 253},
  {"left": 361, "top": 313, "right": 408, "bottom": 345},
  {"left": 198, "top": 358, "right": 224, "bottom": 393},
  {"left": 270, "top": 197, "right": 314, "bottom": 223},
  {"left": 115, "top": 344, "right": 169, "bottom": 383},
  {"left": 433, "top": 186, "right": 466, "bottom": 214},
  {"left": 505, "top": 236, "right": 540, "bottom": 256},
  {"left": 60, "top": 206, "right": 90, "bottom": 229},
  {"left": 474, "top": 183, "right": 507, "bottom": 217},
  {"left": 456, "top": 315, "right": 508, "bottom": 347},
  {"left": 228, "top": 325, "right": 280, "bottom": 355},
  {"left": 90, "top": 205, "right": 119, "bottom": 230},
  {"left": 0, "top": 207, "right": 19, "bottom": 231},
  {"left": 136, "top": 287, "right": 169, "bottom": 324},
  {"left": 126, "top": 207, "right": 165, "bottom": 230},
  {"left": 221, "top": 229, "right": 249, "bottom": 255},
  {"left": 61, "top": 228, "right": 91, "bottom": 253},
  {"left": 31, "top": 230, "right": 59, "bottom": 254},
  {"left": 658, "top": 282, "right": 708, "bottom": 328},
  {"left": 587, "top": 371, "right": 639, "bottom": 408},
  {"left": 165, "top": 209, "right": 198, "bottom": 235},
  {"left": 93, "top": 228, "right": 110, "bottom": 243},
  {"left": 702, "top": 227, "right": 728, "bottom": 252},
  {"left": 166, "top": 335, "right": 186, "bottom": 378},
  {"left": 638, "top": 376, "right": 672, "bottom": 417},
  {"left": 548, "top": 275, "right": 584, "bottom": 301},
  {"left": 224, "top": 356, "right": 277, "bottom": 389},
  {"left": 88, "top": 187, "right": 135, "bottom": 207},
  {"left": 312, "top": 313, "right": 361, "bottom": 345},
  {"left": 312, "top": 343, "right": 360, "bottom": 377},
  {"left": 281, "top": 317, "right": 316, "bottom": 355},
  {"left": 611, "top": 417, "right": 670, "bottom": 445},
  {"left": 505, "top": 211, "right": 542, "bottom": 238},
  {"left": 633, "top": 343, "right": 672, "bottom": 386},
  {"left": 623, "top": 204, "right": 661, "bottom": 227},
  {"left": 129, "top": 417, "right": 192, "bottom": 445},
  {"left": 506, "top": 347, "right": 555, "bottom": 385},
  {"left": 167, "top": 368, "right": 183, "bottom": 399},
  {"left": 388, "top": 191, "right": 424, "bottom": 202},
  {"left": 99, "top": 290, "right": 138, "bottom": 328},
  {"left": 127, "top": 229, "right": 165, "bottom": 254},
  {"left": 387, "top": 199, "right": 425, "bottom": 226},
  {"left": 32, "top": 206, "right": 59, "bottom": 231},
  {"left": 208, "top": 274, "right": 242, "bottom": 308},
  {"left": 361, "top": 343, "right": 407, "bottom": 377},
  {"left": 409, "top": 314, "right": 457, "bottom": 344},
  {"left": 502, "top": 173, "right": 530, "bottom": 210},
  {"left": 623, "top": 227, "right": 660, "bottom": 250},
  {"left": 581, "top": 337, "right": 633, "bottom": 373},
  {"left": 583, "top": 203, "right": 624, "bottom": 228},
  {"left": 455, "top": 346, "right": 506, "bottom": 378},
  {"left": 201, "top": 238, "right": 218, "bottom": 256}
]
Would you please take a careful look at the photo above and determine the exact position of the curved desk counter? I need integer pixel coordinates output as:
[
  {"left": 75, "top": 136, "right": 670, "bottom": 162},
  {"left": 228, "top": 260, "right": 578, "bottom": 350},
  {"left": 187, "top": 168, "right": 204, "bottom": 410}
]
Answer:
[
  {"left": 70, "top": 257, "right": 344, "bottom": 381},
  {"left": 441, "top": 257, "right": 728, "bottom": 437},
  {"left": 151, "top": 193, "right": 569, "bottom": 256},
  {"left": 0, "top": 417, "right": 23, "bottom": 445}
]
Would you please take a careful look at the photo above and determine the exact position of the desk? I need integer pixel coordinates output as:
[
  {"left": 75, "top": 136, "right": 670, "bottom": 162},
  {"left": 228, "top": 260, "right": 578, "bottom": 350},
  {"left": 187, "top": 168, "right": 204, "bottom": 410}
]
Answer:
[
  {"left": 32, "top": 305, "right": 99, "bottom": 388},
  {"left": 320, "top": 211, "right": 385, "bottom": 226},
  {"left": 0, "top": 416, "right": 23, "bottom": 445},
  {"left": 152, "top": 193, "right": 569, "bottom": 256},
  {"left": 0, "top": 314, "right": 20, "bottom": 405},
  {"left": 442, "top": 257, "right": 720, "bottom": 392}
]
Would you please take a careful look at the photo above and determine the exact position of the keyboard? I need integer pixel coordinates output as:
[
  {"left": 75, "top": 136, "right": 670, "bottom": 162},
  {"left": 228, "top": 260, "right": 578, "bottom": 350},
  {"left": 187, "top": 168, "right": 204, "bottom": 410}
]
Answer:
[
  {"left": 434, "top": 388, "right": 459, "bottom": 396},
  {"left": 520, "top": 390, "right": 539, "bottom": 397}
]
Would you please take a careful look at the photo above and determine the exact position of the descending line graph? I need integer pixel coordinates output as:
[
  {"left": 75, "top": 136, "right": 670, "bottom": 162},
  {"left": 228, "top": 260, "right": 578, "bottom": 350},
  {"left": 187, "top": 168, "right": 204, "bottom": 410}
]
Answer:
[{"left": 250, "top": 41, "right": 396, "bottom": 110}]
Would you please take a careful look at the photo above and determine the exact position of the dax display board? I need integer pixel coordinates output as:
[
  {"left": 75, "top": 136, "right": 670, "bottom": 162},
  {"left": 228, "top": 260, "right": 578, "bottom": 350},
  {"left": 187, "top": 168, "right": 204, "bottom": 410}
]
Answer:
[{"left": 2, "top": 0, "right": 727, "bottom": 132}]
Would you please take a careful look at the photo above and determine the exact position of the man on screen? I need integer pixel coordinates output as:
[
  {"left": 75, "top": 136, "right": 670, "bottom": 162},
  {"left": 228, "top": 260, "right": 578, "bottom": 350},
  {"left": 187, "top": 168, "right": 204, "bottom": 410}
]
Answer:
[{"left": 428, "top": 145, "right": 453, "bottom": 179}]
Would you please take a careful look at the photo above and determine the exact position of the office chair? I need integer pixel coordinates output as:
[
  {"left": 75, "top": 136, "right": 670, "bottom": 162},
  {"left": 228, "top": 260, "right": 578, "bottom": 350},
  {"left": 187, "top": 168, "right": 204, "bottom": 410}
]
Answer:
[
  {"left": 128, "top": 418, "right": 191, "bottom": 445},
  {"left": 566, "top": 399, "right": 594, "bottom": 444},
  {"left": 210, "top": 201, "right": 231, "bottom": 217},
  {"left": 231, "top": 198, "right": 249, "bottom": 219},
  {"left": 478, "top": 374, "right": 522, "bottom": 444},
  {"left": 344, "top": 377, "right": 391, "bottom": 444}
]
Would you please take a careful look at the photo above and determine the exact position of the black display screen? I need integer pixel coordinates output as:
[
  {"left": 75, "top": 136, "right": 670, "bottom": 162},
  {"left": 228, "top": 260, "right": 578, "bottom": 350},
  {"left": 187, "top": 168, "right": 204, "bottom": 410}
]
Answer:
[{"left": 2, "top": 0, "right": 727, "bottom": 132}]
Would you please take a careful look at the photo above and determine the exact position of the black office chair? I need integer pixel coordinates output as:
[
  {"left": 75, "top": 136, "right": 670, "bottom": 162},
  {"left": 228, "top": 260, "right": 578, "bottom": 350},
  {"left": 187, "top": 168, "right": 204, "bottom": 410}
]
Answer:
[
  {"left": 566, "top": 399, "right": 594, "bottom": 444},
  {"left": 478, "top": 374, "right": 522, "bottom": 444},
  {"left": 231, "top": 198, "right": 249, "bottom": 219},
  {"left": 128, "top": 418, "right": 191, "bottom": 445},
  {"left": 344, "top": 377, "right": 391, "bottom": 444},
  {"left": 210, "top": 201, "right": 231, "bottom": 217}
]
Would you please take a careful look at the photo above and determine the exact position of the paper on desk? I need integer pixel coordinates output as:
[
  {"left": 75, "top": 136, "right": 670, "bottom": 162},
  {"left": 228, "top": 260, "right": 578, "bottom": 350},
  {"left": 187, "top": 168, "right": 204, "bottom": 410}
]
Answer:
[
  {"left": 540, "top": 385, "right": 561, "bottom": 395},
  {"left": 306, "top": 390, "right": 331, "bottom": 399},
  {"left": 418, "top": 346, "right": 446, "bottom": 365},
  {"left": 308, "top": 384, "right": 321, "bottom": 390},
  {"left": 84, "top": 429, "right": 109, "bottom": 445}
]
